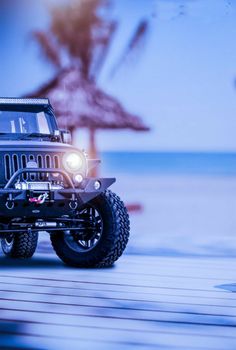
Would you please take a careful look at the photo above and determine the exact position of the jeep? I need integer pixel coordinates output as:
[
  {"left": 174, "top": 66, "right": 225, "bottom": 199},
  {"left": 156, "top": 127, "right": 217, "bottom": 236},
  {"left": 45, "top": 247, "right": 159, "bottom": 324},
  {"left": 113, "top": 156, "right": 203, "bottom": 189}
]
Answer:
[{"left": 0, "top": 98, "right": 130, "bottom": 267}]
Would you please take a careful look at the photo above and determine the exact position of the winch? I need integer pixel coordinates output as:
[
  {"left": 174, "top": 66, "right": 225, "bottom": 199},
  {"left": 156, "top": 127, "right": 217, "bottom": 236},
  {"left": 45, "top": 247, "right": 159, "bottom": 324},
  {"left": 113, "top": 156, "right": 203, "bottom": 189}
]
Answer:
[{"left": 15, "top": 181, "right": 63, "bottom": 191}]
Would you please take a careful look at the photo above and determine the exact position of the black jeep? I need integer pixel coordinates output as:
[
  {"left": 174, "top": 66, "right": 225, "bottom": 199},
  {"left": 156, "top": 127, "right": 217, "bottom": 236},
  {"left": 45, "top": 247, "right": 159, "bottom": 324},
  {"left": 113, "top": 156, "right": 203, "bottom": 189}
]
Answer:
[{"left": 0, "top": 98, "right": 130, "bottom": 267}]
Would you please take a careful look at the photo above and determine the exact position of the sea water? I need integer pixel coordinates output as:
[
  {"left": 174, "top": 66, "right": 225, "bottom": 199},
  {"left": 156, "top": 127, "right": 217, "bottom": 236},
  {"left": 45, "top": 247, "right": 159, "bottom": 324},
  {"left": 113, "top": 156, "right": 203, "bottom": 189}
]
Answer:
[{"left": 101, "top": 151, "right": 236, "bottom": 176}]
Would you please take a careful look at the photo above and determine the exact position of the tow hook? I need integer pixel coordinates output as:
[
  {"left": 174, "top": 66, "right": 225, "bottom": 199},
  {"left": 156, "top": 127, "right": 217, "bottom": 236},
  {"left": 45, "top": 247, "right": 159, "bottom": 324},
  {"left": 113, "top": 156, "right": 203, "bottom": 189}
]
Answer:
[
  {"left": 6, "top": 200, "right": 14, "bottom": 210},
  {"left": 69, "top": 201, "right": 78, "bottom": 210},
  {"left": 29, "top": 193, "right": 49, "bottom": 205},
  {"left": 69, "top": 193, "right": 78, "bottom": 210},
  {"left": 6, "top": 194, "right": 14, "bottom": 210}
]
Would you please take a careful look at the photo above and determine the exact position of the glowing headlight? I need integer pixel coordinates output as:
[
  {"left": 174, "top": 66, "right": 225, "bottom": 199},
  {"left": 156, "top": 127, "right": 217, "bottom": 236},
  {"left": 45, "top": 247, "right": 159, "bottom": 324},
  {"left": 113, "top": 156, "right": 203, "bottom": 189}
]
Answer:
[{"left": 63, "top": 152, "right": 84, "bottom": 173}]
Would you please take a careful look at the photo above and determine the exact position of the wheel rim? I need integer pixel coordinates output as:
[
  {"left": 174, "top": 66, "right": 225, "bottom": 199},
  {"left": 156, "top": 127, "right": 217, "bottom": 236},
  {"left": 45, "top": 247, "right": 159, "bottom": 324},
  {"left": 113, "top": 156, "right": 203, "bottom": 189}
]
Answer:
[
  {"left": 64, "top": 205, "right": 103, "bottom": 252},
  {"left": 2, "top": 234, "right": 14, "bottom": 253},
  {"left": 4, "top": 234, "right": 14, "bottom": 246}
]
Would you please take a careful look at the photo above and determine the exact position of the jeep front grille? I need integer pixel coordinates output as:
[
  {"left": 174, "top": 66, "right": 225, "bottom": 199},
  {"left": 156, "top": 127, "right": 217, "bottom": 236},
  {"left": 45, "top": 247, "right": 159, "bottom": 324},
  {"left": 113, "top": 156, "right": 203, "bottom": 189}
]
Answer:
[{"left": 4, "top": 153, "right": 61, "bottom": 181}]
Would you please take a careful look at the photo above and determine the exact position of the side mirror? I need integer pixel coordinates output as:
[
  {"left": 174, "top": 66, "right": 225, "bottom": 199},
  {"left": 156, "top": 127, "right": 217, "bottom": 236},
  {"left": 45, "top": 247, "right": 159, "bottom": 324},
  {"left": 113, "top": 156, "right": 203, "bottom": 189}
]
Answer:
[{"left": 61, "top": 130, "right": 72, "bottom": 144}]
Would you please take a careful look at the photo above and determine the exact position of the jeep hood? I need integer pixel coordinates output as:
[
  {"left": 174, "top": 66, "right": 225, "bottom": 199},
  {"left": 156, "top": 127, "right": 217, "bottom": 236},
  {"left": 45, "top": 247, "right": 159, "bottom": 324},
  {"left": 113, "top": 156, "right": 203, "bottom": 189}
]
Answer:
[{"left": 0, "top": 141, "right": 77, "bottom": 152}]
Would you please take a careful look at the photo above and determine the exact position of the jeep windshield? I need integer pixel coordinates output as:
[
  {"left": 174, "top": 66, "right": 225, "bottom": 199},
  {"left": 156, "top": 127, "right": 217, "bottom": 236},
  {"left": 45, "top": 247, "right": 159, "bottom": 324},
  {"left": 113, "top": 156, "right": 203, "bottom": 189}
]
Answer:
[{"left": 0, "top": 109, "right": 54, "bottom": 140}]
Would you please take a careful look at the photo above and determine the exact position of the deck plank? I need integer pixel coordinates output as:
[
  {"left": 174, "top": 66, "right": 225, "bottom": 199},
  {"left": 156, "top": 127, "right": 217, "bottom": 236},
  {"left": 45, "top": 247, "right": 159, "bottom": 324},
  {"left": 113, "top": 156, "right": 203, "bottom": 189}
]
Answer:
[{"left": 0, "top": 253, "right": 236, "bottom": 349}]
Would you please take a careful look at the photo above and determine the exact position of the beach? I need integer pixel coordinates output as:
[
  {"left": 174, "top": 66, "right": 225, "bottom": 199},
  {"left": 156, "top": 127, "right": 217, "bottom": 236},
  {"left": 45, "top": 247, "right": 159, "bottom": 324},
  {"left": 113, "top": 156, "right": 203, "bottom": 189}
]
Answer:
[{"left": 113, "top": 173, "right": 236, "bottom": 257}]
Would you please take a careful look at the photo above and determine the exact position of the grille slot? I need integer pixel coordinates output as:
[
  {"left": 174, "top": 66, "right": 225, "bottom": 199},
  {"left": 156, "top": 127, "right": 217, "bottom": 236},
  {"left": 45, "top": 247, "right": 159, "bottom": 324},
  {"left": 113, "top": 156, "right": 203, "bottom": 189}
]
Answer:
[
  {"left": 3, "top": 153, "right": 61, "bottom": 181},
  {"left": 13, "top": 154, "right": 18, "bottom": 173},
  {"left": 21, "top": 155, "right": 27, "bottom": 180},
  {"left": 4, "top": 155, "right": 11, "bottom": 181}
]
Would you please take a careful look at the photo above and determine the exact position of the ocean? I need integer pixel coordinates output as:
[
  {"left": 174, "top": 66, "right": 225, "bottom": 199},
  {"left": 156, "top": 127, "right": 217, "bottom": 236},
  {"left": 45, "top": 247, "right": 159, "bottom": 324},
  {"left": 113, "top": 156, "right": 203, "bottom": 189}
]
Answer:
[{"left": 101, "top": 151, "right": 236, "bottom": 176}]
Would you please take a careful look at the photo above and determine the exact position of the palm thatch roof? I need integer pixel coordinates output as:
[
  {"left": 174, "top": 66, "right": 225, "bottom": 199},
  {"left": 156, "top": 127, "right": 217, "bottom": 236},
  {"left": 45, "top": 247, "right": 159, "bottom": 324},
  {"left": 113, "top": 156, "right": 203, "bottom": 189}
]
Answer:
[{"left": 27, "top": 69, "right": 149, "bottom": 132}]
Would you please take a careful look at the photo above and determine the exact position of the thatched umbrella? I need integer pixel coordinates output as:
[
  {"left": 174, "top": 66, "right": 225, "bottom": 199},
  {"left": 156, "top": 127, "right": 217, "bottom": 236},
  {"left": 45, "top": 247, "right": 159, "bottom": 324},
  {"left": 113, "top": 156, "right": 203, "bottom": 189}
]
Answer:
[{"left": 27, "top": 68, "right": 150, "bottom": 159}]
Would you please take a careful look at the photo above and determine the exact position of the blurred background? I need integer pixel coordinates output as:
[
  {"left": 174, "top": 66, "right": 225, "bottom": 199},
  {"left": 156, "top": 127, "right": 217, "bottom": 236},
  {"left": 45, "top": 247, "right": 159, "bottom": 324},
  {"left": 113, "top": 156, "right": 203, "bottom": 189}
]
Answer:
[{"left": 0, "top": 0, "right": 236, "bottom": 257}]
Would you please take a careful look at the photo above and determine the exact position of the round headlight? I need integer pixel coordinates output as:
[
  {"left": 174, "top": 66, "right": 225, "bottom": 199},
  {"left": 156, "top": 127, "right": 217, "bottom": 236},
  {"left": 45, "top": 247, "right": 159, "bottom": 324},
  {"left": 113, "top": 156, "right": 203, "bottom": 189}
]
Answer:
[
  {"left": 63, "top": 152, "right": 85, "bottom": 173},
  {"left": 94, "top": 180, "right": 101, "bottom": 190},
  {"left": 74, "top": 174, "right": 83, "bottom": 183}
]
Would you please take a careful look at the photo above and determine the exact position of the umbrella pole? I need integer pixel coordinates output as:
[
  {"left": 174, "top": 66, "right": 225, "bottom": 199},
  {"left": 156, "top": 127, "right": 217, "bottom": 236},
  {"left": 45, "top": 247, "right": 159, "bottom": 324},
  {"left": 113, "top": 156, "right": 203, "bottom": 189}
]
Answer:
[{"left": 89, "top": 128, "right": 98, "bottom": 176}]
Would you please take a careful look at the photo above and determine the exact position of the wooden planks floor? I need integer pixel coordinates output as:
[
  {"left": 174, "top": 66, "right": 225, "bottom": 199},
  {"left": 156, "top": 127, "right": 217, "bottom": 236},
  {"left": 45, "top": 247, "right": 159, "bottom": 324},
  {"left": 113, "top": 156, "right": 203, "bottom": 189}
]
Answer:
[{"left": 0, "top": 253, "right": 236, "bottom": 350}]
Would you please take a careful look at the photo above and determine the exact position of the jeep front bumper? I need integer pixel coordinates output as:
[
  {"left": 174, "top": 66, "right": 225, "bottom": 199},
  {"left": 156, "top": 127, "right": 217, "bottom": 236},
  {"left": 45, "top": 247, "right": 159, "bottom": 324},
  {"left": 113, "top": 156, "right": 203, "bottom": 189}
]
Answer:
[{"left": 0, "top": 168, "right": 115, "bottom": 218}]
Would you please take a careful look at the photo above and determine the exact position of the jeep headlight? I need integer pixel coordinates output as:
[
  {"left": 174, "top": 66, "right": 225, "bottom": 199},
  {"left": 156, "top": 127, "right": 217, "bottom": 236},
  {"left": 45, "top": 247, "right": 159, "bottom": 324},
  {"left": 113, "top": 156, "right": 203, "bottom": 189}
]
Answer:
[{"left": 63, "top": 152, "right": 85, "bottom": 173}]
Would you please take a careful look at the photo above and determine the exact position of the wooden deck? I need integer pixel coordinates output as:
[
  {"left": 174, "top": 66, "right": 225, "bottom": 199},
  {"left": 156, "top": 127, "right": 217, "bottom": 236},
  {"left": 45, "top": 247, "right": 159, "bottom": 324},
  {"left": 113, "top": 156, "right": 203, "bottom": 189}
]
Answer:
[{"left": 0, "top": 253, "right": 236, "bottom": 350}]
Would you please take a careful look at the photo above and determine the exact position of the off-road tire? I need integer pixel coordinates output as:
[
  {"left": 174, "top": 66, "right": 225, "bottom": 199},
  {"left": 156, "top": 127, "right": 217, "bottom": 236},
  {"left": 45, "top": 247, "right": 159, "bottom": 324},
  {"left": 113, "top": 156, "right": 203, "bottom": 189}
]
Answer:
[
  {"left": 1, "top": 232, "right": 38, "bottom": 258},
  {"left": 51, "top": 190, "right": 130, "bottom": 267}
]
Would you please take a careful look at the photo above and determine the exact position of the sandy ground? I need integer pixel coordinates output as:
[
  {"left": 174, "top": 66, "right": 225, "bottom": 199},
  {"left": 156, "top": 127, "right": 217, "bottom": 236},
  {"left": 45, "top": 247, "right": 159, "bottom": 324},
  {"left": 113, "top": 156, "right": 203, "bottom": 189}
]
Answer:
[
  {"left": 113, "top": 174, "right": 236, "bottom": 257},
  {"left": 37, "top": 174, "right": 236, "bottom": 258}
]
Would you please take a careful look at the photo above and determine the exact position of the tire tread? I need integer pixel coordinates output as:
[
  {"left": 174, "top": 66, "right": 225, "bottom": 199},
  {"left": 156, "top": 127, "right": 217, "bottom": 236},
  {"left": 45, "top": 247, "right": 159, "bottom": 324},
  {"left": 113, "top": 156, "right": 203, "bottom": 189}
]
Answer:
[
  {"left": 2, "top": 232, "right": 38, "bottom": 259},
  {"left": 96, "top": 190, "right": 130, "bottom": 267},
  {"left": 51, "top": 190, "right": 130, "bottom": 268}
]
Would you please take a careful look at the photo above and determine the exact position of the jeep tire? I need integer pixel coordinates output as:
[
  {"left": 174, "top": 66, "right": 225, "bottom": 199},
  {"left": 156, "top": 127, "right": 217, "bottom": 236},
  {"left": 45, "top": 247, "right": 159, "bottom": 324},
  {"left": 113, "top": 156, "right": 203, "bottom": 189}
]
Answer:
[
  {"left": 1, "top": 232, "right": 38, "bottom": 258},
  {"left": 51, "top": 190, "right": 130, "bottom": 267}
]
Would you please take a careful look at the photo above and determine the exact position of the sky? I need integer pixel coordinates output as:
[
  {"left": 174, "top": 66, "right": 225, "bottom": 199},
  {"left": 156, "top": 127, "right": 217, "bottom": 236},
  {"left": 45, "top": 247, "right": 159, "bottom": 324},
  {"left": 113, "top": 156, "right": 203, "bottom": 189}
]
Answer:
[{"left": 0, "top": 0, "right": 236, "bottom": 152}]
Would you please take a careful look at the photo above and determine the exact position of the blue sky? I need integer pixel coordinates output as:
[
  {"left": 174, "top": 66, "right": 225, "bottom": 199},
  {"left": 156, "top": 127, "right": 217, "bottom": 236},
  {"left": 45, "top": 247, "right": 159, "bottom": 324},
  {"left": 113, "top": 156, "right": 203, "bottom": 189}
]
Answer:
[{"left": 0, "top": 0, "right": 236, "bottom": 152}]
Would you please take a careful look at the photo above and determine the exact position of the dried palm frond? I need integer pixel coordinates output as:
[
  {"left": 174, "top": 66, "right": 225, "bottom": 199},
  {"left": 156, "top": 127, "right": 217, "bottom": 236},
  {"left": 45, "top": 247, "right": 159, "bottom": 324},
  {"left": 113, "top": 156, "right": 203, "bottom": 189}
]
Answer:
[
  {"left": 27, "top": 68, "right": 150, "bottom": 132},
  {"left": 49, "top": 0, "right": 115, "bottom": 80},
  {"left": 32, "top": 31, "right": 61, "bottom": 69},
  {"left": 28, "top": 0, "right": 150, "bottom": 136},
  {"left": 90, "top": 20, "right": 118, "bottom": 80},
  {"left": 110, "top": 19, "right": 150, "bottom": 76}
]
